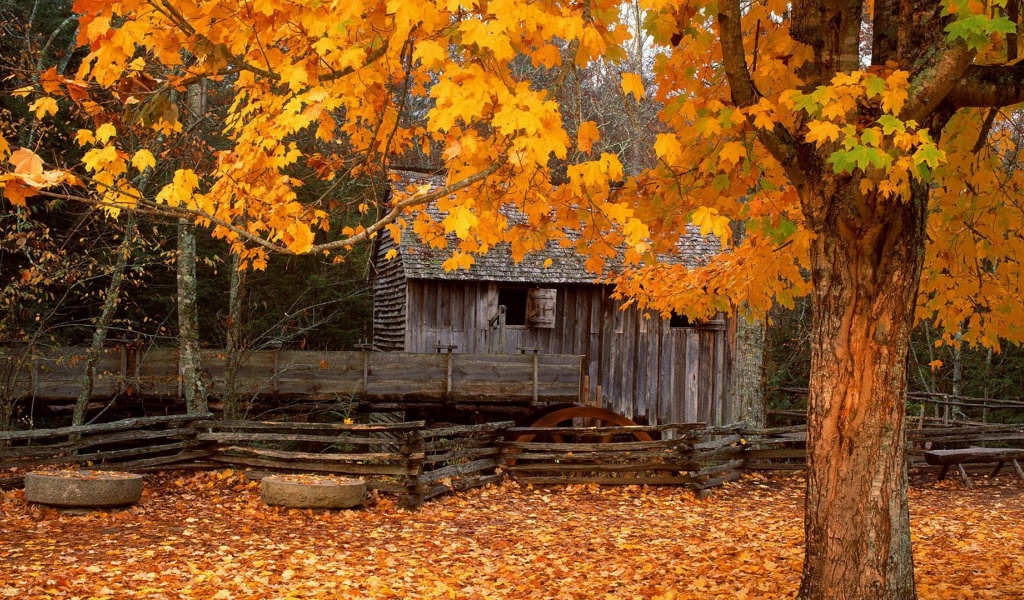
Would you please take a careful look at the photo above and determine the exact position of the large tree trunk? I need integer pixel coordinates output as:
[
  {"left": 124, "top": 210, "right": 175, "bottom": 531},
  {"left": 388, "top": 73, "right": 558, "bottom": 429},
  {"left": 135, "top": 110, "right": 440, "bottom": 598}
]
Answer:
[{"left": 798, "top": 179, "right": 927, "bottom": 599}]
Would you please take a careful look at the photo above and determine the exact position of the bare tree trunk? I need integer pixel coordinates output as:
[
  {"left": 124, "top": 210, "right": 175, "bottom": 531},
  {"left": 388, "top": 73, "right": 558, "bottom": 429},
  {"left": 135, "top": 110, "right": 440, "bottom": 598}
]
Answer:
[
  {"left": 223, "top": 251, "right": 247, "bottom": 419},
  {"left": 177, "top": 80, "right": 209, "bottom": 416},
  {"left": 73, "top": 213, "right": 136, "bottom": 426},
  {"left": 177, "top": 218, "right": 207, "bottom": 415},
  {"left": 728, "top": 313, "right": 766, "bottom": 427},
  {"left": 798, "top": 179, "right": 926, "bottom": 600}
]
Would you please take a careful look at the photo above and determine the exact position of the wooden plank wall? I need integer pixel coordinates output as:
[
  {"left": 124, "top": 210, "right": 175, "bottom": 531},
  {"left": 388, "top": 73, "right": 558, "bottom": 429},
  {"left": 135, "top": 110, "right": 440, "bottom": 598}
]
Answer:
[
  {"left": 0, "top": 349, "right": 582, "bottom": 406},
  {"left": 370, "top": 234, "right": 408, "bottom": 352},
  {"left": 403, "top": 280, "right": 731, "bottom": 425}
]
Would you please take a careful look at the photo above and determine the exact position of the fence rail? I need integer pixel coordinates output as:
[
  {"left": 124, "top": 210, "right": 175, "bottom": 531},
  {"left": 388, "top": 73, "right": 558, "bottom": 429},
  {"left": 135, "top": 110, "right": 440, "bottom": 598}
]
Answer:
[{"left": 4, "top": 416, "right": 1020, "bottom": 506}]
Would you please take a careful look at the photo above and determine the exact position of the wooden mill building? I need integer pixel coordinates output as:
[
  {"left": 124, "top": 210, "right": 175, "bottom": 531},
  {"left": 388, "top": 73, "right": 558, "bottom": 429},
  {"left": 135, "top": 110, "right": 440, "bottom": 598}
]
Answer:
[{"left": 370, "top": 171, "right": 751, "bottom": 427}]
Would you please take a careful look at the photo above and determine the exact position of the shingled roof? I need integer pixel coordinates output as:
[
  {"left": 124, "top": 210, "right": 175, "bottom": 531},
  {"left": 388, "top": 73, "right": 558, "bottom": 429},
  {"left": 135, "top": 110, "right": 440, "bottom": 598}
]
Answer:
[{"left": 388, "top": 169, "right": 721, "bottom": 284}]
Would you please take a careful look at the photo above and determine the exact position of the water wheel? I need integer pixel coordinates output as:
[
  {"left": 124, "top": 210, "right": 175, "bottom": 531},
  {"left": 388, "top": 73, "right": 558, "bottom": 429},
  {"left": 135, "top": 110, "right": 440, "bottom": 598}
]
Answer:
[
  {"left": 505, "top": 406, "right": 654, "bottom": 468},
  {"left": 516, "top": 406, "right": 653, "bottom": 444}
]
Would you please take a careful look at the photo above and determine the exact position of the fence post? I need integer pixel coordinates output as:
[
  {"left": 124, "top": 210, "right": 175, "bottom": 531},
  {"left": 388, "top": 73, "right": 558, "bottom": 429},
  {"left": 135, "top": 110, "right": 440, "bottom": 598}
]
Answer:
[{"left": 402, "top": 428, "right": 425, "bottom": 509}]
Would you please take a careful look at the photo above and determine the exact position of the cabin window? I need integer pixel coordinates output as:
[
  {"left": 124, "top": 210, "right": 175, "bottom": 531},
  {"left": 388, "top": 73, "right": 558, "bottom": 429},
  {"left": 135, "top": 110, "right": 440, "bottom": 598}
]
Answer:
[
  {"left": 498, "top": 287, "right": 528, "bottom": 326},
  {"left": 670, "top": 313, "right": 693, "bottom": 328}
]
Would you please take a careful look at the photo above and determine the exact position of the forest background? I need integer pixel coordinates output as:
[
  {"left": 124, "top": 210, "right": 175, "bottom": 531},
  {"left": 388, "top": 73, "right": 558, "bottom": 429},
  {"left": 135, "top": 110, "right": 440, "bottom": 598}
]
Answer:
[{"left": 4, "top": 0, "right": 1024, "bottom": 430}]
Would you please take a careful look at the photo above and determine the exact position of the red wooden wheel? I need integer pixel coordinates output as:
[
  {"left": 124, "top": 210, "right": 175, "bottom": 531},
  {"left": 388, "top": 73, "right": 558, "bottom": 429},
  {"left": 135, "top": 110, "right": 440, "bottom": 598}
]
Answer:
[{"left": 516, "top": 406, "right": 653, "bottom": 444}]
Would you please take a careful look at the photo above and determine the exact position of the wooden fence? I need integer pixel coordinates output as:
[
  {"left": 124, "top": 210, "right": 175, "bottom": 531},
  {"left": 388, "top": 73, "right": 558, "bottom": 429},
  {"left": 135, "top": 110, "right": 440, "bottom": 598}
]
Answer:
[
  {"left": 0, "top": 415, "right": 214, "bottom": 489},
  {"left": 1, "top": 347, "right": 583, "bottom": 411},
  {"left": 7, "top": 416, "right": 1017, "bottom": 508},
  {"left": 741, "top": 422, "right": 1024, "bottom": 472},
  {"left": 0, "top": 416, "right": 748, "bottom": 505},
  {"left": 499, "top": 423, "right": 745, "bottom": 496}
]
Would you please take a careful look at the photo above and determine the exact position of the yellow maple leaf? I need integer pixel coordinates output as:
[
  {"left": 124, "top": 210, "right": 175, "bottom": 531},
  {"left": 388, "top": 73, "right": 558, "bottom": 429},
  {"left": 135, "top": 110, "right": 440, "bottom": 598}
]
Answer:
[
  {"left": 444, "top": 206, "right": 479, "bottom": 239},
  {"left": 805, "top": 121, "right": 841, "bottom": 147},
  {"left": 28, "top": 96, "right": 58, "bottom": 119},
  {"left": 413, "top": 40, "right": 448, "bottom": 68},
  {"left": 718, "top": 141, "right": 747, "bottom": 169},
  {"left": 287, "top": 222, "right": 316, "bottom": 254},
  {"left": 654, "top": 133, "right": 682, "bottom": 163},
  {"left": 621, "top": 72, "right": 645, "bottom": 101},
  {"left": 0, "top": 133, "right": 8, "bottom": 159},
  {"left": 81, "top": 145, "right": 119, "bottom": 172},
  {"left": 577, "top": 121, "right": 600, "bottom": 154},
  {"left": 95, "top": 123, "right": 117, "bottom": 143},
  {"left": 74, "top": 129, "right": 95, "bottom": 146},
  {"left": 882, "top": 70, "right": 910, "bottom": 115},
  {"left": 691, "top": 206, "right": 732, "bottom": 241},
  {"left": 131, "top": 149, "right": 156, "bottom": 172}
]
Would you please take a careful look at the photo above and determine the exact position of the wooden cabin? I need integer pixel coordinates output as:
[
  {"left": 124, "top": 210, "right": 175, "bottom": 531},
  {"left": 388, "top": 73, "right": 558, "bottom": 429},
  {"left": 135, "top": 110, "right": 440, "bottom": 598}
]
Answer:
[{"left": 370, "top": 171, "right": 747, "bottom": 426}]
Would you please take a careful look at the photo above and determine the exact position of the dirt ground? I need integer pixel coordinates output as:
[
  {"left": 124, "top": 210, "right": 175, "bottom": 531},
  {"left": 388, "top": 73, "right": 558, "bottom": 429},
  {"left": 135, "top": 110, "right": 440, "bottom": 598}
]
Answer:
[{"left": 1, "top": 469, "right": 1021, "bottom": 599}]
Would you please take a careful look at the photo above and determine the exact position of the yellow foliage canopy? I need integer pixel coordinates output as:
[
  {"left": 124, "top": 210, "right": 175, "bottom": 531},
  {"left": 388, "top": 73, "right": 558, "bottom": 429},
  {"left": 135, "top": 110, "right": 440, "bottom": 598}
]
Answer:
[{"left": 2, "top": 0, "right": 1024, "bottom": 349}]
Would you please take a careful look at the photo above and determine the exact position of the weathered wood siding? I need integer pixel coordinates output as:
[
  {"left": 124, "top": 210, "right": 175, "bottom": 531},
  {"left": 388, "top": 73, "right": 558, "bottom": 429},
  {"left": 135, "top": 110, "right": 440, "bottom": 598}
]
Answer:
[
  {"left": 401, "top": 280, "right": 731, "bottom": 425},
  {"left": 370, "top": 234, "right": 408, "bottom": 352},
  {"left": 1, "top": 349, "right": 581, "bottom": 406}
]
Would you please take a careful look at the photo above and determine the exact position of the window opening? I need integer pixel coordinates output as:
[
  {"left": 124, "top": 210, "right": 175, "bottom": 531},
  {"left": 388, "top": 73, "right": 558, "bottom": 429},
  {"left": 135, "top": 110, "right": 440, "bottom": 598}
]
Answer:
[
  {"left": 670, "top": 313, "right": 693, "bottom": 328},
  {"left": 498, "top": 287, "right": 528, "bottom": 326}
]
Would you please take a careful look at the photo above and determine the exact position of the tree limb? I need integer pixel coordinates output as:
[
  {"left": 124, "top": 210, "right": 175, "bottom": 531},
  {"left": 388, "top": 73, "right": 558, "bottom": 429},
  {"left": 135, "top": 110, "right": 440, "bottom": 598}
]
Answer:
[
  {"left": 946, "top": 61, "right": 1024, "bottom": 109},
  {"left": 903, "top": 41, "right": 975, "bottom": 122},
  {"left": 35, "top": 161, "right": 505, "bottom": 256},
  {"left": 716, "top": 0, "right": 803, "bottom": 187}
]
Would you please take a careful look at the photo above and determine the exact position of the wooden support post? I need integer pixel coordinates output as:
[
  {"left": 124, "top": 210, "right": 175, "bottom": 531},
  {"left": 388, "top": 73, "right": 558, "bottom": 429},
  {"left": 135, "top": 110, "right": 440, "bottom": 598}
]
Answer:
[
  {"left": 531, "top": 353, "right": 539, "bottom": 407},
  {"left": 272, "top": 348, "right": 280, "bottom": 396},
  {"left": 401, "top": 429, "right": 425, "bottom": 509},
  {"left": 1013, "top": 459, "right": 1024, "bottom": 481},
  {"left": 445, "top": 353, "right": 453, "bottom": 405},
  {"left": 990, "top": 461, "right": 1004, "bottom": 478},
  {"left": 957, "top": 463, "right": 972, "bottom": 488},
  {"left": 937, "top": 464, "right": 950, "bottom": 481},
  {"left": 361, "top": 350, "right": 369, "bottom": 400}
]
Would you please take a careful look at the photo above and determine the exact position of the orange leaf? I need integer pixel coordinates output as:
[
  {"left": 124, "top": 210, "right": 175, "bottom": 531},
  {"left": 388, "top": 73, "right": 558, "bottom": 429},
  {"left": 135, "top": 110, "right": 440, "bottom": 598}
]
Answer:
[{"left": 10, "top": 148, "right": 44, "bottom": 177}]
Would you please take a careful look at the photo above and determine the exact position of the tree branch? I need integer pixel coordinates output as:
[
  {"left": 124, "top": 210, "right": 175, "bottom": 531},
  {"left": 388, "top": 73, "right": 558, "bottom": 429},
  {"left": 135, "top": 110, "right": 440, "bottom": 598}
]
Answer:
[
  {"left": 716, "top": 0, "right": 803, "bottom": 187},
  {"left": 902, "top": 41, "right": 975, "bottom": 121},
  {"left": 35, "top": 161, "right": 506, "bottom": 256},
  {"left": 946, "top": 61, "right": 1024, "bottom": 109}
]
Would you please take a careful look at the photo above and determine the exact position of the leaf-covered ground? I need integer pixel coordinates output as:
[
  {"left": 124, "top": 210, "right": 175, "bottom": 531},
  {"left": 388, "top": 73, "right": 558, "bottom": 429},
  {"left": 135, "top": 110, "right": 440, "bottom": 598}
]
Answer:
[{"left": 1, "top": 470, "right": 1021, "bottom": 599}]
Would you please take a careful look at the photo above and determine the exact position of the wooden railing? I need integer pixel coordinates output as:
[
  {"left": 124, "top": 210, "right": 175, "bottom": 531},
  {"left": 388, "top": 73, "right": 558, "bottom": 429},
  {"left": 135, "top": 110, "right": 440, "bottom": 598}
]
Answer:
[{"left": 0, "top": 347, "right": 583, "bottom": 409}]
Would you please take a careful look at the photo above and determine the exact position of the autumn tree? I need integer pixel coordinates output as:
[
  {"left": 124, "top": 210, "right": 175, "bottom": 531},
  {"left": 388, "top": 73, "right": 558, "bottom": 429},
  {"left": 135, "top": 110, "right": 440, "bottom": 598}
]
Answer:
[{"left": 5, "top": 0, "right": 1024, "bottom": 598}]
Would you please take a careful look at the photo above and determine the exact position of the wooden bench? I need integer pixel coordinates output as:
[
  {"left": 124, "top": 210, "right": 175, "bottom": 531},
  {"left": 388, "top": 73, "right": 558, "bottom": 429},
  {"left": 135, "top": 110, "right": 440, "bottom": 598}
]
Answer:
[{"left": 923, "top": 447, "right": 1024, "bottom": 487}]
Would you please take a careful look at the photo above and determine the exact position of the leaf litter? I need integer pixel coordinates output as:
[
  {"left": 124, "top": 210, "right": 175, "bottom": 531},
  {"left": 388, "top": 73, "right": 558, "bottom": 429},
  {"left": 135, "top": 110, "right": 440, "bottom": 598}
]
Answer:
[{"left": 0, "top": 470, "right": 1021, "bottom": 599}]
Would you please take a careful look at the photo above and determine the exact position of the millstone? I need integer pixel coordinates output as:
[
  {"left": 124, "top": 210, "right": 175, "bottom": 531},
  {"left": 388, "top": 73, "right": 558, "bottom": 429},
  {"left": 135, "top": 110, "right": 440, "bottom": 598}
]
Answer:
[
  {"left": 24, "top": 471, "right": 143, "bottom": 508},
  {"left": 261, "top": 475, "right": 366, "bottom": 509}
]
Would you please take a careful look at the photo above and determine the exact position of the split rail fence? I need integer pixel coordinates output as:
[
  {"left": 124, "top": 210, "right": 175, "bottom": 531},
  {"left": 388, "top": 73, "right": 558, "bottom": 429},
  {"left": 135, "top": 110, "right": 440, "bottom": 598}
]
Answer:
[
  {"left": 4, "top": 416, "right": 1018, "bottom": 508},
  {"left": 0, "top": 417, "right": 746, "bottom": 506}
]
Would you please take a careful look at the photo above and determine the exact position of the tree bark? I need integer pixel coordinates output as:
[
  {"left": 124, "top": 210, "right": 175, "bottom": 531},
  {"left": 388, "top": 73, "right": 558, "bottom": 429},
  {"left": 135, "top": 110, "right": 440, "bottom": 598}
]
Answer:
[
  {"left": 728, "top": 311, "right": 767, "bottom": 428},
  {"left": 177, "top": 217, "right": 207, "bottom": 415},
  {"left": 73, "top": 213, "right": 136, "bottom": 426},
  {"left": 177, "top": 79, "right": 209, "bottom": 416},
  {"left": 798, "top": 178, "right": 927, "bottom": 600},
  {"left": 223, "top": 251, "right": 247, "bottom": 419}
]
